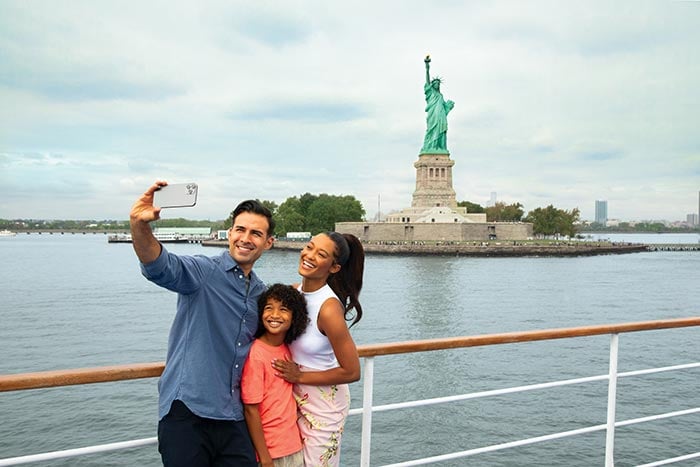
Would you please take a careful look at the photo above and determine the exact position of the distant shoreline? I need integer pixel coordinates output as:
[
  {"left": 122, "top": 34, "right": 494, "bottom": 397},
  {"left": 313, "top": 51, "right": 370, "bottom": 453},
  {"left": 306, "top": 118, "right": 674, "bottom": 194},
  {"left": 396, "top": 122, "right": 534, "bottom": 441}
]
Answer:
[
  {"left": 6, "top": 229, "right": 128, "bottom": 235},
  {"left": 4, "top": 231, "right": 696, "bottom": 255}
]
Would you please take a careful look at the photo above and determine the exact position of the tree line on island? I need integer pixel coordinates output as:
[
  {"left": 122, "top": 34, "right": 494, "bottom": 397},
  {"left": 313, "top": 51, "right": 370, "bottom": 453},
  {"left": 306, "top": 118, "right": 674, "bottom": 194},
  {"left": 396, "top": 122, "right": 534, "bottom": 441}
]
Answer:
[
  {"left": 3, "top": 194, "right": 694, "bottom": 238},
  {"left": 232, "top": 195, "right": 581, "bottom": 238},
  {"left": 458, "top": 201, "right": 581, "bottom": 238}
]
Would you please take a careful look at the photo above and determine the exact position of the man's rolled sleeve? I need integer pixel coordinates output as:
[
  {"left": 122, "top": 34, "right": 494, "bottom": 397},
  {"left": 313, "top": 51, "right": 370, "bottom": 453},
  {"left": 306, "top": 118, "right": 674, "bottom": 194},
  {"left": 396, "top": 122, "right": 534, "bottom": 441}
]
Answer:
[
  {"left": 140, "top": 244, "right": 170, "bottom": 280},
  {"left": 140, "top": 246, "right": 203, "bottom": 294}
]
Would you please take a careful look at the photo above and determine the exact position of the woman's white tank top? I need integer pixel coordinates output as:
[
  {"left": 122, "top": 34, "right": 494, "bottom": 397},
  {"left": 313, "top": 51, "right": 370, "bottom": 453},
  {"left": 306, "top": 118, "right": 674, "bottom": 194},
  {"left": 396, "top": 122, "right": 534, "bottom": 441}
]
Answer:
[{"left": 289, "top": 284, "right": 342, "bottom": 370}]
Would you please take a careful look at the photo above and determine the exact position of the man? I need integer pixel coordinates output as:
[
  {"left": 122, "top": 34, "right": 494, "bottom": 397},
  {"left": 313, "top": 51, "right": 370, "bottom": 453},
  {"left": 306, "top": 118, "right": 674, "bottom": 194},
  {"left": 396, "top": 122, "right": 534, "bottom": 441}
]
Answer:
[{"left": 130, "top": 180, "right": 275, "bottom": 466}]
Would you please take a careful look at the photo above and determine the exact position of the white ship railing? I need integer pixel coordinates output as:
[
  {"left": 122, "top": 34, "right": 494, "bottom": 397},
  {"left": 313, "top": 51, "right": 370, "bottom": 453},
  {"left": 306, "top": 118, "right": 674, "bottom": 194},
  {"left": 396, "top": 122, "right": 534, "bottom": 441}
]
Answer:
[{"left": 1, "top": 317, "right": 698, "bottom": 466}]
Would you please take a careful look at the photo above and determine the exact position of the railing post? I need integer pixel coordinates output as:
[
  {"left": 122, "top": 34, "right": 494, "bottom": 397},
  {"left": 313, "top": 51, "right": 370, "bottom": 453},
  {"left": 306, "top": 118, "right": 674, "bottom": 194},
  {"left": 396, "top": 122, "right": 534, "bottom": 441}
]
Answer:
[
  {"left": 605, "top": 333, "right": 620, "bottom": 467},
  {"left": 360, "top": 357, "right": 375, "bottom": 467}
]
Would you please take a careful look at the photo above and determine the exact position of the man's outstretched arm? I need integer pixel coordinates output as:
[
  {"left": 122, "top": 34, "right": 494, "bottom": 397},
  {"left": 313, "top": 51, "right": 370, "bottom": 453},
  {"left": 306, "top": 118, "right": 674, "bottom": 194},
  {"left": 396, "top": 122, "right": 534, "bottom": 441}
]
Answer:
[{"left": 129, "top": 180, "right": 166, "bottom": 264}]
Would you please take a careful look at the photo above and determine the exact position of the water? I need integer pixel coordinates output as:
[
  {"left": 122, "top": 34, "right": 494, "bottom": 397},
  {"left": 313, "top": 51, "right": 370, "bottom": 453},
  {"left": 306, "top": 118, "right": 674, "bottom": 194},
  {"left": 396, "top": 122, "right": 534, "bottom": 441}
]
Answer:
[{"left": 1, "top": 234, "right": 698, "bottom": 466}]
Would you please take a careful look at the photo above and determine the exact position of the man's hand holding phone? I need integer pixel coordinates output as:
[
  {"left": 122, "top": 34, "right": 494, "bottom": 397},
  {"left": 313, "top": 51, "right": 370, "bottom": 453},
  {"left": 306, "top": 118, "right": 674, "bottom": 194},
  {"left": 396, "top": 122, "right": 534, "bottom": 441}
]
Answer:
[
  {"left": 130, "top": 180, "right": 168, "bottom": 224},
  {"left": 130, "top": 180, "right": 198, "bottom": 231}
]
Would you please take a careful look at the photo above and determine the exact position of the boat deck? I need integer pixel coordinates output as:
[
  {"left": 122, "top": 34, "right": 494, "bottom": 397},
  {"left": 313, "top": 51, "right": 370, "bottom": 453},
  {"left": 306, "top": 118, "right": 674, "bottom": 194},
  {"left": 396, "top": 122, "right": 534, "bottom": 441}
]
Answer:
[{"left": 1, "top": 318, "right": 698, "bottom": 466}]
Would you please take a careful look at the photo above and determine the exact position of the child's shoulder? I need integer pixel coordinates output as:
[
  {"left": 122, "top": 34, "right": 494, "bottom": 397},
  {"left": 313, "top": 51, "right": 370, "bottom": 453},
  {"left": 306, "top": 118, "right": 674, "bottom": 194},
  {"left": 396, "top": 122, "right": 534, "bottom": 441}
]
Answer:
[
  {"left": 277, "top": 342, "right": 292, "bottom": 359},
  {"left": 253, "top": 339, "right": 291, "bottom": 356}
]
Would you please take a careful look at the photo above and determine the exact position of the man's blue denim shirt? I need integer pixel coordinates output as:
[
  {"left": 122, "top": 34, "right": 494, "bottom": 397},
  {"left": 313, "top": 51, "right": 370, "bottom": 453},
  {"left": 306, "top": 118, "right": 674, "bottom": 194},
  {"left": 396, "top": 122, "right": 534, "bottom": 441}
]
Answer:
[{"left": 141, "top": 246, "right": 265, "bottom": 421}]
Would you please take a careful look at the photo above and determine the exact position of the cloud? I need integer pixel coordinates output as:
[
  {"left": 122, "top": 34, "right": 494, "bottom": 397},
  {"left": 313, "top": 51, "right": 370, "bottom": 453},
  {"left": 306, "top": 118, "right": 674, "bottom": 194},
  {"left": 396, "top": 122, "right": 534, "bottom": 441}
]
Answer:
[
  {"left": 232, "top": 10, "right": 312, "bottom": 48},
  {"left": 227, "top": 101, "right": 368, "bottom": 123},
  {"left": 0, "top": 1, "right": 698, "bottom": 222},
  {"left": 2, "top": 75, "right": 184, "bottom": 102},
  {"left": 575, "top": 148, "right": 624, "bottom": 162}
]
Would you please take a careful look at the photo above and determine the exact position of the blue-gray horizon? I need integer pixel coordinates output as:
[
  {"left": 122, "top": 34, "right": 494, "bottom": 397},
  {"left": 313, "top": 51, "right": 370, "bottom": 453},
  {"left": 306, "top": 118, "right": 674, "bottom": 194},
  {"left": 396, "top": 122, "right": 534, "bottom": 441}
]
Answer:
[{"left": 1, "top": 2, "right": 698, "bottom": 222}]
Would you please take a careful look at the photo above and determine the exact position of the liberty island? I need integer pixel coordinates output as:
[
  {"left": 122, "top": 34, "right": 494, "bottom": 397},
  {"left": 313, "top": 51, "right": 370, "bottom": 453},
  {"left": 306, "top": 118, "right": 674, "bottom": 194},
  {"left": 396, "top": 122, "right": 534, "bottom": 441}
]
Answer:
[{"left": 336, "top": 56, "right": 534, "bottom": 244}]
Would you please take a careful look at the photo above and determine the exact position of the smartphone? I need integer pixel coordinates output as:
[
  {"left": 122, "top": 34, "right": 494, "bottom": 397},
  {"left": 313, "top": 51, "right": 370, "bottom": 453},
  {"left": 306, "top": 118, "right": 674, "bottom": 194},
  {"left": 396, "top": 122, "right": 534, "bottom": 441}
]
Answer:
[{"left": 154, "top": 183, "right": 198, "bottom": 208}]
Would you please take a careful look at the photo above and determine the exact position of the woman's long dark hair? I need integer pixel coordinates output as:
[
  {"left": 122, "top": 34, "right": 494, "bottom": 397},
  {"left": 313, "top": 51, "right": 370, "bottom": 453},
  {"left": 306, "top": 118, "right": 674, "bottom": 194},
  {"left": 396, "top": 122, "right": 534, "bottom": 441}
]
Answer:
[{"left": 325, "top": 232, "right": 364, "bottom": 327}]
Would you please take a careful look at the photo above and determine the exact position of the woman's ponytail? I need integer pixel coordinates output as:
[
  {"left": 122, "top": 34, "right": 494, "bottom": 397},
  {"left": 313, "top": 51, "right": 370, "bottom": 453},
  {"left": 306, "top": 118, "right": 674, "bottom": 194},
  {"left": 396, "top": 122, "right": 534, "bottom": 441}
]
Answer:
[{"left": 326, "top": 232, "right": 364, "bottom": 327}]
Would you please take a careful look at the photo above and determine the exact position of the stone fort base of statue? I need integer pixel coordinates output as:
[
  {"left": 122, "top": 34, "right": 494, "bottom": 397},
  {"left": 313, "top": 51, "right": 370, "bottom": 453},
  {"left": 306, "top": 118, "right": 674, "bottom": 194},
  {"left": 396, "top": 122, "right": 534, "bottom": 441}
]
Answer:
[
  {"left": 335, "top": 151, "right": 534, "bottom": 243},
  {"left": 335, "top": 219, "right": 532, "bottom": 243},
  {"left": 267, "top": 239, "right": 648, "bottom": 257}
]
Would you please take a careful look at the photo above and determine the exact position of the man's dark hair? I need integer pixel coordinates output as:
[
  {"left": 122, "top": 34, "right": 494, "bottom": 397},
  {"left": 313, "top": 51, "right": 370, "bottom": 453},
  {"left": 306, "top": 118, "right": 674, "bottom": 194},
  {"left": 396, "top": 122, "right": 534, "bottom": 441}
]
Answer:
[
  {"left": 255, "top": 283, "right": 309, "bottom": 344},
  {"left": 232, "top": 200, "right": 275, "bottom": 236}
]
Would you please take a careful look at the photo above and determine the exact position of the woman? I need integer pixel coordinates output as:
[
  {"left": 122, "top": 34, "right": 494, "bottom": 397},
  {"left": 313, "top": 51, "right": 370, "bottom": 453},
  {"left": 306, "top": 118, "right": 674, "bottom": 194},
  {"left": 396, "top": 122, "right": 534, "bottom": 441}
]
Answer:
[{"left": 272, "top": 231, "right": 364, "bottom": 467}]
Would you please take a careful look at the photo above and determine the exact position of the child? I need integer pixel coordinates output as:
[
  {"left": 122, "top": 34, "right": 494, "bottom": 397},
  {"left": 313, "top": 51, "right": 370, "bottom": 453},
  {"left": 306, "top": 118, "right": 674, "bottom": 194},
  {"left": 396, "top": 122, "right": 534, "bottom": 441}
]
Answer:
[{"left": 242, "top": 283, "right": 309, "bottom": 467}]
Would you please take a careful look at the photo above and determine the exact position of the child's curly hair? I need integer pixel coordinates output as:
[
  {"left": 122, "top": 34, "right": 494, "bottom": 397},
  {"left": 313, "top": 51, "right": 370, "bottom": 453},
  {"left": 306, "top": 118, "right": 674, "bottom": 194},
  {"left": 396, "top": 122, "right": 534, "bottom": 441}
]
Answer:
[{"left": 255, "top": 283, "right": 309, "bottom": 344}]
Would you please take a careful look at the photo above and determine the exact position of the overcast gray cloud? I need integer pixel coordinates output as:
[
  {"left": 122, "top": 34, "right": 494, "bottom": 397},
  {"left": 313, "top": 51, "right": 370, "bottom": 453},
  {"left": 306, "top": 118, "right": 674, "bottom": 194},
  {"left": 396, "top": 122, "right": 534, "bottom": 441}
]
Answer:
[{"left": 0, "top": 0, "right": 698, "bottom": 222}]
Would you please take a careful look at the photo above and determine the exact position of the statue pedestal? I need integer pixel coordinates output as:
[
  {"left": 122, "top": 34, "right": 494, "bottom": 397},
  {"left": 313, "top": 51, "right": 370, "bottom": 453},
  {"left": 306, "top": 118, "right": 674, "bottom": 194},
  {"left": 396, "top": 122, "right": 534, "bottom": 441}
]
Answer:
[{"left": 412, "top": 153, "right": 457, "bottom": 208}]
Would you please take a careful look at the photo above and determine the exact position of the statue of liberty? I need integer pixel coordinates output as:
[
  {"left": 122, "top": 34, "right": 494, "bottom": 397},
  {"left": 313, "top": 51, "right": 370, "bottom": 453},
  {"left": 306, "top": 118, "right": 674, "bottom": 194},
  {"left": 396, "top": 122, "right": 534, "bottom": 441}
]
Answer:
[{"left": 421, "top": 55, "right": 454, "bottom": 154}]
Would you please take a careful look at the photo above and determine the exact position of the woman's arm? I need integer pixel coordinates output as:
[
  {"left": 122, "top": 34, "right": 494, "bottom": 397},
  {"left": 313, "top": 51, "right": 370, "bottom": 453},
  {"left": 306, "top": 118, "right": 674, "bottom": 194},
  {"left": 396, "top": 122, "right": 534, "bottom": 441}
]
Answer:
[{"left": 244, "top": 404, "right": 274, "bottom": 467}]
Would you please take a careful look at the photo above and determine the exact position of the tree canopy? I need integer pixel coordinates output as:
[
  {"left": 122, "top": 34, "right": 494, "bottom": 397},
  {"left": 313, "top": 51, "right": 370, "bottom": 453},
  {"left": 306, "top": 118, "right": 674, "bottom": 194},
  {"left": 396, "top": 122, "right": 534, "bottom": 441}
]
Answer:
[
  {"left": 485, "top": 202, "right": 524, "bottom": 222},
  {"left": 452, "top": 200, "right": 583, "bottom": 236},
  {"left": 240, "top": 193, "right": 364, "bottom": 237},
  {"left": 524, "top": 205, "right": 580, "bottom": 237},
  {"left": 457, "top": 200, "right": 485, "bottom": 213}
]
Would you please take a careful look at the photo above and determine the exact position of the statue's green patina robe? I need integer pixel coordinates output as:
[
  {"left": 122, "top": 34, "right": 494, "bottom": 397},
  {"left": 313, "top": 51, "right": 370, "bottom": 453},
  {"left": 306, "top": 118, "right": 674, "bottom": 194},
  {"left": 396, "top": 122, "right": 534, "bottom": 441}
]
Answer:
[{"left": 421, "top": 56, "right": 454, "bottom": 154}]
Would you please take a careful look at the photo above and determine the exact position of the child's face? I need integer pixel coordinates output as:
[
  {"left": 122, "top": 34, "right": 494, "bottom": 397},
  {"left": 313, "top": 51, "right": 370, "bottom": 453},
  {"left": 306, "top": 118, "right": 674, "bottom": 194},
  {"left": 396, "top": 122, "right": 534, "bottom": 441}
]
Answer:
[{"left": 261, "top": 297, "right": 293, "bottom": 337}]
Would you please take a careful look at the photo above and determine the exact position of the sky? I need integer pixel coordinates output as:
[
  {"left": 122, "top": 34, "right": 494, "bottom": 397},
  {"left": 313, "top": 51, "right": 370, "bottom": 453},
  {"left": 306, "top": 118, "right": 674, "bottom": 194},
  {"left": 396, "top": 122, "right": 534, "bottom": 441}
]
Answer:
[{"left": 1, "top": 1, "right": 699, "bottom": 223}]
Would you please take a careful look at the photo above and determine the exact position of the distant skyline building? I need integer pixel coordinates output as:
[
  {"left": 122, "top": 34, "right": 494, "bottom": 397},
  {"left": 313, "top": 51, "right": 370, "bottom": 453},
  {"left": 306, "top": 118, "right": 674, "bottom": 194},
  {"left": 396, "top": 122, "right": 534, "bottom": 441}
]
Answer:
[
  {"left": 687, "top": 213, "right": 699, "bottom": 226},
  {"left": 488, "top": 191, "right": 497, "bottom": 207},
  {"left": 595, "top": 200, "right": 608, "bottom": 225}
]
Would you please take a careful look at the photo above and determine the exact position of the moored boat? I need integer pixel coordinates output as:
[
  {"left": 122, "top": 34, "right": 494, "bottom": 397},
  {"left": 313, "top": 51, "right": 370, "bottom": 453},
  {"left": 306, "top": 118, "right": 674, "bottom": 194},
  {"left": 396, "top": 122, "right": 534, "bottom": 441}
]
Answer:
[{"left": 108, "top": 230, "right": 211, "bottom": 244}]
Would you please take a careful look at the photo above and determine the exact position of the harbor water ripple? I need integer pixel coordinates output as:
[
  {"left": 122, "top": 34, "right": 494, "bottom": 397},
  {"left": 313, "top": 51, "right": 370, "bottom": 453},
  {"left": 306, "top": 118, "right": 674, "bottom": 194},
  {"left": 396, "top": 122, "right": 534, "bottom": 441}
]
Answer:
[{"left": 0, "top": 233, "right": 698, "bottom": 466}]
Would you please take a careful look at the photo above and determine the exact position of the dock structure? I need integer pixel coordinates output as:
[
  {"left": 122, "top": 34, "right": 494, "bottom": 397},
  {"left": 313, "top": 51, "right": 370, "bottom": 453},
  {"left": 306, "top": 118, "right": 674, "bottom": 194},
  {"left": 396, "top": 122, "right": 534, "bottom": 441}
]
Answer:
[
  {"left": 9, "top": 229, "right": 129, "bottom": 235},
  {"left": 107, "top": 227, "right": 212, "bottom": 244},
  {"left": 107, "top": 235, "right": 206, "bottom": 244},
  {"left": 645, "top": 243, "right": 700, "bottom": 251}
]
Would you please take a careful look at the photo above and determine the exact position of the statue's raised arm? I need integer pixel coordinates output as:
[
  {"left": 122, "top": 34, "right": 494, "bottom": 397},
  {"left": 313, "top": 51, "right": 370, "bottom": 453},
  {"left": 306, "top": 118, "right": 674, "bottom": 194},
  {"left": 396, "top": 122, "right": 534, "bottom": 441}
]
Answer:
[
  {"left": 424, "top": 55, "right": 431, "bottom": 85},
  {"left": 420, "top": 55, "right": 454, "bottom": 154}
]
